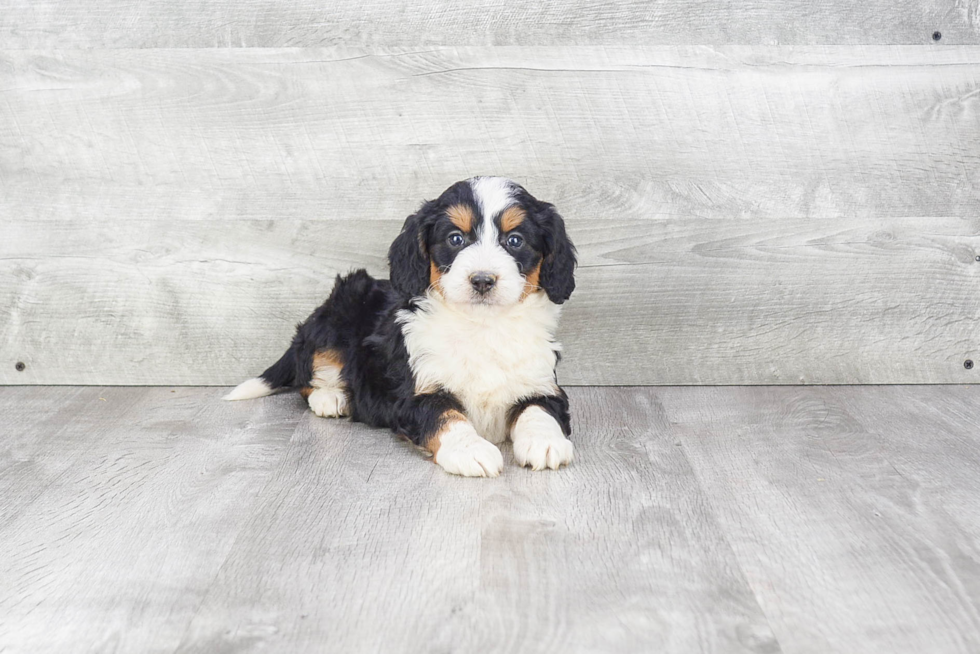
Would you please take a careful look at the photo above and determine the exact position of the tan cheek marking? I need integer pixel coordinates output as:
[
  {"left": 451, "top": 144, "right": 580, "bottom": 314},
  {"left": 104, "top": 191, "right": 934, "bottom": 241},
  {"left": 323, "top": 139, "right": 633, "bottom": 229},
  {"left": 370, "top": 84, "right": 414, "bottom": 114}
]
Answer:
[
  {"left": 521, "top": 261, "right": 542, "bottom": 300},
  {"left": 447, "top": 204, "right": 474, "bottom": 233},
  {"left": 427, "top": 409, "right": 468, "bottom": 461},
  {"left": 430, "top": 260, "right": 442, "bottom": 287},
  {"left": 500, "top": 206, "right": 526, "bottom": 232}
]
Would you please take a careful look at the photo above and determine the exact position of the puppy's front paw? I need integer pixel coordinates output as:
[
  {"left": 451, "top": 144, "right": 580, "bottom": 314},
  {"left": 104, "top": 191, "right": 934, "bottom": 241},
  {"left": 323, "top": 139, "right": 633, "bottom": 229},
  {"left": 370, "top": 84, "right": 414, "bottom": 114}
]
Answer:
[
  {"left": 433, "top": 422, "right": 503, "bottom": 478},
  {"left": 511, "top": 406, "right": 574, "bottom": 471}
]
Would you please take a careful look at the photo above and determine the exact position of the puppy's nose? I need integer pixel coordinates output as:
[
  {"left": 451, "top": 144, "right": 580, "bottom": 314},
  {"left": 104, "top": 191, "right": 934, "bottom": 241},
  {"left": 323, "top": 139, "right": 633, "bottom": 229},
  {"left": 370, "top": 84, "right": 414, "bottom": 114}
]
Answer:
[{"left": 469, "top": 272, "right": 497, "bottom": 295}]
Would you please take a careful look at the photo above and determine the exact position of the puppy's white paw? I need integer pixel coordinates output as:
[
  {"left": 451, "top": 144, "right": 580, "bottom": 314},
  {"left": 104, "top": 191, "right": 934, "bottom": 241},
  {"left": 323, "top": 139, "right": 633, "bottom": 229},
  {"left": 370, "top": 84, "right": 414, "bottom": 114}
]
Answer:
[
  {"left": 308, "top": 388, "right": 349, "bottom": 418},
  {"left": 433, "top": 422, "right": 503, "bottom": 478},
  {"left": 511, "top": 406, "right": 574, "bottom": 471}
]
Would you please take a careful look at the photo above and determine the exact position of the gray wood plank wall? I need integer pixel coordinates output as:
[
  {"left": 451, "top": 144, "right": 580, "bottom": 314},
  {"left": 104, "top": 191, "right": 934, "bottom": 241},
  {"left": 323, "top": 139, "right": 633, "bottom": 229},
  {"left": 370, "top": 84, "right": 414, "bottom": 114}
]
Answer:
[
  {"left": 1, "top": 9, "right": 979, "bottom": 385},
  {"left": 2, "top": 1, "right": 979, "bottom": 47}
]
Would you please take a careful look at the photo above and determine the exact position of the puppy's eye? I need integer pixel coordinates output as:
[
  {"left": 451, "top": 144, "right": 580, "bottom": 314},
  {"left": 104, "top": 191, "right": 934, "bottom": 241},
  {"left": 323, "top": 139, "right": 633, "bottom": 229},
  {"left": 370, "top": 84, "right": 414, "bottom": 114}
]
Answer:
[
  {"left": 506, "top": 234, "right": 524, "bottom": 249},
  {"left": 448, "top": 233, "right": 465, "bottom": 247}
]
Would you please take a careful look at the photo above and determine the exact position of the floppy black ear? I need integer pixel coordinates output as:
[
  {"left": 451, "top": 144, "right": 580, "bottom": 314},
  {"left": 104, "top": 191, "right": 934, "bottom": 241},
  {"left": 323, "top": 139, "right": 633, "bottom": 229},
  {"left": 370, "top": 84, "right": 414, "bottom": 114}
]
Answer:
[
  {"left": 388, "top": 200, "right": 436, "bottom": 299},
  {"left": 537, "top": 203, "right": 577, "bottom": 304}
]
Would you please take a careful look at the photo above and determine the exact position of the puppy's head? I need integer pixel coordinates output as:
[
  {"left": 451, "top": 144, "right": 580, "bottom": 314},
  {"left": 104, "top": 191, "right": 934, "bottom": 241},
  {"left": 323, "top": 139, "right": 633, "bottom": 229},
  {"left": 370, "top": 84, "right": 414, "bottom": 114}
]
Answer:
[{"left": 388, "top": 177, "right": 576, "bottom": 306}]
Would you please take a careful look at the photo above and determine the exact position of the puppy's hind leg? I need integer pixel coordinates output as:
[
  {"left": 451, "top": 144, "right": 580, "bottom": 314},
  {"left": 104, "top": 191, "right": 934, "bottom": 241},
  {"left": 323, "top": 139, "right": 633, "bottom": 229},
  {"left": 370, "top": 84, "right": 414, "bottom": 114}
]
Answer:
[{"left": 303, "top": 349, "right": 350, "bottom": 418}]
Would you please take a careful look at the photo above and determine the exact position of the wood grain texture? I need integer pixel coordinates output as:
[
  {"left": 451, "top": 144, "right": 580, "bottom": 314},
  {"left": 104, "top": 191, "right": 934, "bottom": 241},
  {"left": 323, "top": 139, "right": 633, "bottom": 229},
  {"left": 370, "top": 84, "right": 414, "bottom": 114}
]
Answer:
[
  {"left": 0, "top": 387, "right": 302, "bottom": 653},
  {"left": 659, "top": 385, "right": 980, "bottom": 654},
  {"left": 0, "top": 386, "right": 138, "bottom": 526},
  {"left": 2, "top": 47, "right": 980, "bottom": 385},
  {"left": 168, "top": 387, "right": 778, "bottom": 653},
  {"left": 4, "top": 47, "right": 980, "bottom": 222},
  {"left": 1, "top": 0, "right": 979, "bottom": 47},
  {"left": 2, "top": 215, "right": 978, "bottom": 385},
  {"left": 4, "top": 386, "right": 980, "bottom": 652}
]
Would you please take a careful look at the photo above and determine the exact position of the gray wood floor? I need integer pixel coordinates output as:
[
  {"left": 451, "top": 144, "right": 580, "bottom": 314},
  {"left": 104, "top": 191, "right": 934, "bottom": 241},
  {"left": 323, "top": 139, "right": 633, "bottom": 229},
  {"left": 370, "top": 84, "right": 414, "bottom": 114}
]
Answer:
[{"left": 1, "top": 386, "right": 978, "bottom": 653}]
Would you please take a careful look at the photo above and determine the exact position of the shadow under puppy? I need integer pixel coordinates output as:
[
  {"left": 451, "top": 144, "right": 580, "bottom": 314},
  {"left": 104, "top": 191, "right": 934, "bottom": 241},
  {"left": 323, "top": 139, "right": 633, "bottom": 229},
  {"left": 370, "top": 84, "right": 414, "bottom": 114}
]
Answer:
[{"left": 225, "top": 177, "right": 576, "bottom": 477}]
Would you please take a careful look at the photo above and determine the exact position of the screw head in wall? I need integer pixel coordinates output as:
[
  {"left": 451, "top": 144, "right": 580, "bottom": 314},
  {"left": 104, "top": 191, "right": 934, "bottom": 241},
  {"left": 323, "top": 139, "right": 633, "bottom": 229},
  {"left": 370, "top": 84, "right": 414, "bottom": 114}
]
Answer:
[
  {"left": 966, "top": 360, "right": 975, "bottom": 370},
  {"left": 15, "top": 362, "right": 26, "bottom": 372},
  {"left": 932, "top": 31, "right": 942, "bottom": 41}
]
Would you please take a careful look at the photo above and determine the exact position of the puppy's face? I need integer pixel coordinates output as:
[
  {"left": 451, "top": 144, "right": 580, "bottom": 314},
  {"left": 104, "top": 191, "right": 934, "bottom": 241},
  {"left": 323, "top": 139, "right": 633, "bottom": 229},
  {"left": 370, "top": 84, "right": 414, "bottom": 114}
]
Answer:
[{"left": 388, "top": 177, "right": 576, "bottom": 306}]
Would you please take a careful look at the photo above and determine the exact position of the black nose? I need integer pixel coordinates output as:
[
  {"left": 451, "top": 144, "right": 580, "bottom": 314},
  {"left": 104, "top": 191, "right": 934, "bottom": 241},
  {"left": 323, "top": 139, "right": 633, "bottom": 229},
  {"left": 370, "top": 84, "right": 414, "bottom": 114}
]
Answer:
[{"left": 469, "top": 272, "right": 497, "bottom": 295}]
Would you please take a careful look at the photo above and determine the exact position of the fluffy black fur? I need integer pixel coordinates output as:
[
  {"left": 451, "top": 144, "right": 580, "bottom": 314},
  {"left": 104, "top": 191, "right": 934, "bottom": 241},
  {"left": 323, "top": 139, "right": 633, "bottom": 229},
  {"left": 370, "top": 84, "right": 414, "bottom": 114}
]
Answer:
[{"left": 252, "top": 180, "right": 576, "bottom": 450}]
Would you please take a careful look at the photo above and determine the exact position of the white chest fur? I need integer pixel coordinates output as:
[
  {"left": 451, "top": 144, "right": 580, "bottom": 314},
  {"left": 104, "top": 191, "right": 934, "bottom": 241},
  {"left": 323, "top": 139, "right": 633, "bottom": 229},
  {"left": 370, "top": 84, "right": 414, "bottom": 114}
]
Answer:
[{"left": 397, "top": 292, "right": 562, "bottom": 444}]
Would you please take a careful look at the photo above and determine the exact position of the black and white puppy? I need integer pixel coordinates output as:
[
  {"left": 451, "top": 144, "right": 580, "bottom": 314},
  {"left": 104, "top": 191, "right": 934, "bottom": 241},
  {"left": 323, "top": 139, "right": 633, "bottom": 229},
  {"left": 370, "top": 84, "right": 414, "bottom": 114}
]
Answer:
[{"left": 225, "top": 177, "right": 576, "bottom": 477}]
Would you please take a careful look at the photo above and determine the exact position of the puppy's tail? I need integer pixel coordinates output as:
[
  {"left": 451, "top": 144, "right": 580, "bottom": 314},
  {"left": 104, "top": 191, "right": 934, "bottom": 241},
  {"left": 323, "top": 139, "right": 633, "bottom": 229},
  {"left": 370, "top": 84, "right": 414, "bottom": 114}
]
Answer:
[{"left": 223, "top": 344, "right": 297, "bottom": 401}]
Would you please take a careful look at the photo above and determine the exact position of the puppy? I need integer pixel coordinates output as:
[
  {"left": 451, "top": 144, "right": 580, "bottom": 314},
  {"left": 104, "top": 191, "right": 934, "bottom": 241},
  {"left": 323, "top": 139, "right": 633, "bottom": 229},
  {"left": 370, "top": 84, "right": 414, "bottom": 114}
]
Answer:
[{"left": 225, "top": 177, "right": 576, "bottom": 477}]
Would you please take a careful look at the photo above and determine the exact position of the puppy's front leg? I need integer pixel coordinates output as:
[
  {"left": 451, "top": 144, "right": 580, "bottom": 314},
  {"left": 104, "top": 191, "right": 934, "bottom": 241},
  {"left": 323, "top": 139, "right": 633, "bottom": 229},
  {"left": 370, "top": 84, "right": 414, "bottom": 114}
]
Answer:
[
  {"left": 509, "top": 394, "right": 574, "bottom": 471},
  {"left": 406, "top": 394, "right": 503, "bottom": 478}
]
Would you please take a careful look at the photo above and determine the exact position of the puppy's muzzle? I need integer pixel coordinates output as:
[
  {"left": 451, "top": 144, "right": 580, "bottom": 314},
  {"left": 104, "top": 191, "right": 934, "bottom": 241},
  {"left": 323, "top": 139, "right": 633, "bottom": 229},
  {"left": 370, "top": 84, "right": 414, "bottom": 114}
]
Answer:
[{"left": 469, "top": 272, "right": 497, "bottom": 295}]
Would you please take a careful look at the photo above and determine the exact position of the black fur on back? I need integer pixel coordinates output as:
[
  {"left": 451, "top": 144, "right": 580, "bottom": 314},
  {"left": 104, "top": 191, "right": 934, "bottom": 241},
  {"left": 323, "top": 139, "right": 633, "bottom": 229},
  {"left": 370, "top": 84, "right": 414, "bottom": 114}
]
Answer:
[{"left": 258, "top": 268, "right": 468, "bottom": 444}]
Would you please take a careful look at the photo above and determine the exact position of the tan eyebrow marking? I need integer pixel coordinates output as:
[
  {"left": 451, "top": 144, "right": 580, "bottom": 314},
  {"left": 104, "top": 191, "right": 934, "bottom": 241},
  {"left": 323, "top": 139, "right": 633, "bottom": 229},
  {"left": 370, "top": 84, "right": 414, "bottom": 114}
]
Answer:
[
  {"left": 500, "top": 206, "right": 526, "bottom": 232},
  {"left": 447, "top": 204, "right": 474, "bottom": 232}
]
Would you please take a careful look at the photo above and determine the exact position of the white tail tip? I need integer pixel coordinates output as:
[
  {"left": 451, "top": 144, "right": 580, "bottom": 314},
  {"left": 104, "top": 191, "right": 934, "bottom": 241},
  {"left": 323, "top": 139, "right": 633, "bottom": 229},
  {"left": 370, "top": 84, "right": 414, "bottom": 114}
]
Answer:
[{"left": 223, "top": 378, "right": 274, "bottom": 401}]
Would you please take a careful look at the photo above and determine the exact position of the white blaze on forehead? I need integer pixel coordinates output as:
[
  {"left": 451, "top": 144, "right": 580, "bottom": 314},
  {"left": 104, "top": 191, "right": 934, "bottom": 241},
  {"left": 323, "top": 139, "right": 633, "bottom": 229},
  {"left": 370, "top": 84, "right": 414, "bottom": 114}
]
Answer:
[
  {"left": 436, "top": 176, "right": 524, "bottom": 305},
  {"left": 469, "top": 177, "right": 515, "bottom": 232}
]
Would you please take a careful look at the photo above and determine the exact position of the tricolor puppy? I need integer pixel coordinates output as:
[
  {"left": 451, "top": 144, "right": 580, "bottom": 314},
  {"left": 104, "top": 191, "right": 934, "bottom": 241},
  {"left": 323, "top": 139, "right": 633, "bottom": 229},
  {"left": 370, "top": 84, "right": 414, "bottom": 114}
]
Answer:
[{"left": 225, "top": 177, "right": 576, "bottom": 477}]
